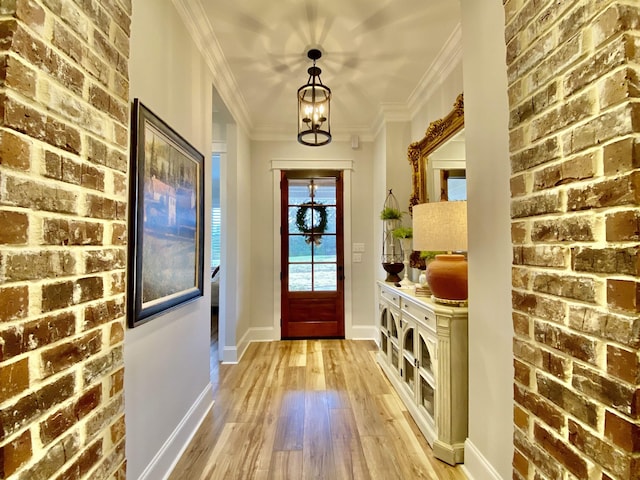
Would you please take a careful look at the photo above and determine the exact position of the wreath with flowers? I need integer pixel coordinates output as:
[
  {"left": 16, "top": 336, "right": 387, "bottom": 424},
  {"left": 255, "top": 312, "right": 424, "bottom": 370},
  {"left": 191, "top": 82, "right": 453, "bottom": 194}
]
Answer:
[{"left": 295, "top": 202, "right": 328, "bottom": 245}]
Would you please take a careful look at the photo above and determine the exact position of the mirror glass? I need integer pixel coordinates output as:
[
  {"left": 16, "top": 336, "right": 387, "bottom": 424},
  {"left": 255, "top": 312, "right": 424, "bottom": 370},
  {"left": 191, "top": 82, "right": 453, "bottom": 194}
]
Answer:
[{"left": 428, "top": 128, "right": 466, "bottom": 201}]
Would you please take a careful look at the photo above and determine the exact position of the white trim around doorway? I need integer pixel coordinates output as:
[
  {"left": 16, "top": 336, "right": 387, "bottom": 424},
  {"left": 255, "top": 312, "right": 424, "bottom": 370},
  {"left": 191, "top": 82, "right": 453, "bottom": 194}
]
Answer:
[{"left": 270, "top": 159, "right": 354, "bottom": 340}]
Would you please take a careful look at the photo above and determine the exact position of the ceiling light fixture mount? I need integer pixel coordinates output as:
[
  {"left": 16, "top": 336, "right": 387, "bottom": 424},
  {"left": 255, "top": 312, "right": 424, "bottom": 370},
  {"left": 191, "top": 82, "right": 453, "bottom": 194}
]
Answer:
[{"left": 297, "top": 48, "right": 331, "bottom": 146}]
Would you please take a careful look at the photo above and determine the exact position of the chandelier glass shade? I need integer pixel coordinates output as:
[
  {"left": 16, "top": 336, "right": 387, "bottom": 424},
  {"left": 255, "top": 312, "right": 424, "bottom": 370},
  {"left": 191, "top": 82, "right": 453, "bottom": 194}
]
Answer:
[{"left": 297, "top": 49, "right": 331, "bottom": 146}]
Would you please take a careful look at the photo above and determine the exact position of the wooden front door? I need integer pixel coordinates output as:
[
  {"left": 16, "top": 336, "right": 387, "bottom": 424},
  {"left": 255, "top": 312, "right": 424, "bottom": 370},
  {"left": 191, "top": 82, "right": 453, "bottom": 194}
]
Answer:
[{"left": 281, "top": 171, "right": 344, "bottom": 339}]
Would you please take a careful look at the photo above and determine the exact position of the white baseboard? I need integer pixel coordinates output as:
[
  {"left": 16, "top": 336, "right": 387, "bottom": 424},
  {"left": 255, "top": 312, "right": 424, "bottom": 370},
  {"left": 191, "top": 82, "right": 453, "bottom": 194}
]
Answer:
[
  {"left": 350, "top": 325, "right": 377, "bottom": 341},
  {"left": 222, "top": 346, "right": 238, "bottom": 364},
  {"left": 462, "top": 439, "right": 503, "bottom": 480},
  {"left": 237, "top": 327, "right": 274, "bottom": 362},
  {"left": 223, "top": 327, "right": 276, "bottom": 364},
  {"left": 137, "top": 384, "right": 213, "bottom": 480}
]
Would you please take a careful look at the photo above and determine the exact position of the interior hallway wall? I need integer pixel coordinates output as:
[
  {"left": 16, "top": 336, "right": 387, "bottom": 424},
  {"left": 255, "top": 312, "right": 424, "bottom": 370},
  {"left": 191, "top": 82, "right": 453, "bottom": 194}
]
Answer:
[
  {"left": 460, "top": 0, "right": 514, "bottom": 477},
  {"left": 125, "top": 0, "right": 214, "bottom": 477}
]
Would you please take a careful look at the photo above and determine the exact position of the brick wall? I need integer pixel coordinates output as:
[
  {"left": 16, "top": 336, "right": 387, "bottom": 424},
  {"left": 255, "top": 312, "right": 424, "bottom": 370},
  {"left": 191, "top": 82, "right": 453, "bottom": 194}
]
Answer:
[
  {"left": 0, "top": 0, "right": 130, "bottom": 478},
  {"left": 506, "top": 1, "right": 640, "bottom": 479}
]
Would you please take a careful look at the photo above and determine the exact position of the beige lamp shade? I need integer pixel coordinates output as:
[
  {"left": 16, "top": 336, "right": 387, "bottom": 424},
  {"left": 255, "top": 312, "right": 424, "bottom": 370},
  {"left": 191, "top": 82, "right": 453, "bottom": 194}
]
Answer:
[
  {"left": 412, "top": 201, "right": 468, "bottom": 304},
  {"left": 412, "top": 201, "right": 467, "bottom": 252}
]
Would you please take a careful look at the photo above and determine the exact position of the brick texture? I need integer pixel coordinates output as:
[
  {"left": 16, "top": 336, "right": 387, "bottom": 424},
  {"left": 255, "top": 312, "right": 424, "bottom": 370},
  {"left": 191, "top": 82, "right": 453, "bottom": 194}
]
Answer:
[
  {"left": 0, "top": 0, "right": 129, "bottom": 478},
  {"left": 506, "top": 1, "right": 640, "bottom": 479}
]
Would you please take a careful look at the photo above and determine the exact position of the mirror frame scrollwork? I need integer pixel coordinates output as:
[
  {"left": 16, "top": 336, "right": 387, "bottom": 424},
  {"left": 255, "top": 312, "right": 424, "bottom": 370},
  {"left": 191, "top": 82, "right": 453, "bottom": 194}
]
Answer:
[{"left": 408, "top": 93, "right": 464, "bottom": 210}]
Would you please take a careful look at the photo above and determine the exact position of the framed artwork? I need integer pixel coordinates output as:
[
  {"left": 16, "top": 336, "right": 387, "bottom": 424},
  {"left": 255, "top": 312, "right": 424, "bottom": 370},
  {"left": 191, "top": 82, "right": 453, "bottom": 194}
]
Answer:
[{"left": 127, "top": 99, "right": 205, "bottom": 327}]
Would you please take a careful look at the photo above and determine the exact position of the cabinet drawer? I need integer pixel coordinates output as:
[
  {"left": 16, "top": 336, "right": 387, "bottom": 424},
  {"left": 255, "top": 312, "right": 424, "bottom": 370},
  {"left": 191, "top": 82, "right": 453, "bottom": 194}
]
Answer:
[
  {"left": 401, "top": 298, "right": 436, "bottom": 332},
  {"left": 380, "top": 285, "right": 401, "bottom": 307}
]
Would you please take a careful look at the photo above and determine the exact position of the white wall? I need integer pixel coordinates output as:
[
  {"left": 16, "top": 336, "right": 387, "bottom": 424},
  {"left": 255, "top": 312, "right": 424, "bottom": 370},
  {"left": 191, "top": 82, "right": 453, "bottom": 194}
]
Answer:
[
  {"left": 249, "top": 139, "right": 375, "bottom": 340},
  {"left": 411, "top": 62, "right": 464, "bottom": 143},
  {"left": 373, "top": 122, "right": 415, "bottom": 281},
  {"left": 461, "top": 0, "right": 513, "bottom": 478},
  {"left": 222, "top": 123, "right": 253, "bottom": 360},
  {"left": 372, "top": 131, "right": 387, "bottom": 281},
  {"left": 126, "top": 1, "right": 214, "bottom": 478},
  {"left": 384, "top": 122, "right": 413, "bottom": 217}
]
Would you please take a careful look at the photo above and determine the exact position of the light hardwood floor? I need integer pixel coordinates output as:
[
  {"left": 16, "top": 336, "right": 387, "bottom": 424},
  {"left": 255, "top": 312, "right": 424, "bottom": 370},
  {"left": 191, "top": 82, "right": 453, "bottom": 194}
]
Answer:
[{"left": 169, "top": 338, "right": 467, "bottom": 480}]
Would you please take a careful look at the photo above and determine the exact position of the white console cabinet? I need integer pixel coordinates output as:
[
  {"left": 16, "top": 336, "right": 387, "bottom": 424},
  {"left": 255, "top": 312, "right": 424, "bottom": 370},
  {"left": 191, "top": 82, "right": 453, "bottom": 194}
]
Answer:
[{"left": 376, "top": 281, "right": 468, "bottom": 465}]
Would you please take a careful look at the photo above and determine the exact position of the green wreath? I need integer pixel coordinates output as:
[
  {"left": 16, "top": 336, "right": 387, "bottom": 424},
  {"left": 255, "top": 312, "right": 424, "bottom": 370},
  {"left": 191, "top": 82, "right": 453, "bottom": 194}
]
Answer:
[{"left": 295, "top": 202, "right": 328, "bottom": 245}]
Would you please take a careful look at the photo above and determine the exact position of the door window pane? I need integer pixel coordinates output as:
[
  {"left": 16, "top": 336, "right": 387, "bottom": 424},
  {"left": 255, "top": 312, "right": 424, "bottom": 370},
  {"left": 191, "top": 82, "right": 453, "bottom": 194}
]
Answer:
[
  {"left": 313, "top": 235, "right": 336, "bottom": 262},
  {"left": 289, "top": 235, "right": 311, "bottom": 262},
  {"left": 315, "top": 182, "right": 336, "bottom": 204},
  {"left": 314, "top": 264, "right": 336, "bottom": 291},
  {"left": 289, "top": 263, "right": 312, "bottom": 291},
  {"left": 322, "top": 206, "right": 336, "bottom": 234},
  {"left": 288, "top": 180, "right": 312, "bottom": 205},
  {"left": 288, "top": 206, "right": 302, "bottom": 233}
]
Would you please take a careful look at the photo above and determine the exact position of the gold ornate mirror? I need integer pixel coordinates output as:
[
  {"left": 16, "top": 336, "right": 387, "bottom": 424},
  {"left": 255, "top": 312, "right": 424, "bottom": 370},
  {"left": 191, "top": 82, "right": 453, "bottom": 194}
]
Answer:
[{"left": 408, "top": 93, "right": 464, "bottom": 209}]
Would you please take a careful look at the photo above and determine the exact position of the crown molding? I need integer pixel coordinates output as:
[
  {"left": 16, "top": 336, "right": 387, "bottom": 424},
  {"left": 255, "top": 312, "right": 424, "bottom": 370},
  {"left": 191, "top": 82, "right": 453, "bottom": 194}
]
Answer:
[
  {"left": 371, "top": 103, "right": 412, "bottom": 139},
  {"left": 171, "top": 0, "right": 252, "bottom": 134},
  {"left": 407, "top": 22, "right": 463, "bottom": 117}
]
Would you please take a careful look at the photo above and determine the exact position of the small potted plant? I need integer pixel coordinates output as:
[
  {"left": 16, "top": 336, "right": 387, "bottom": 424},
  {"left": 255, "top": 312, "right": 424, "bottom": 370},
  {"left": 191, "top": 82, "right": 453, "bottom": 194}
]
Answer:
[
  {"left": 420, "top": 250, "right": 443, "bottom": 262},
  {"left": 380, "top": 207, "right": 403, "bottom": 220},
  {"left": 391, "top": 226, "right": 413, "bottom": 239}
]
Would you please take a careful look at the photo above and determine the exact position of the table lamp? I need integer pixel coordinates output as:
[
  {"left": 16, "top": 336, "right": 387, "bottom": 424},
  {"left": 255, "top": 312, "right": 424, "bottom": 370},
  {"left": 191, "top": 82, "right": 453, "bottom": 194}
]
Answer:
[{"left": 412, "top": 201, "right": 468, "bottom": 304}]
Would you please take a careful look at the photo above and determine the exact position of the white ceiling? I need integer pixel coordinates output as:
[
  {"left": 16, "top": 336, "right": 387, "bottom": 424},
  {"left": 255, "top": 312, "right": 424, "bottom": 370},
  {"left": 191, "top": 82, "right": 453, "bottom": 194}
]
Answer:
[{"left": 176, "top": 0, "right": 462, "bottom": 141}]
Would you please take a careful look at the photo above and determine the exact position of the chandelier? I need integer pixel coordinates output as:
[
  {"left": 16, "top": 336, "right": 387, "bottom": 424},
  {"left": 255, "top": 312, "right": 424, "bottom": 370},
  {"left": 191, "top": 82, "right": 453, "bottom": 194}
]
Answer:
[{"left": 297, "top": 49, "right": 331, "bottom": 146}]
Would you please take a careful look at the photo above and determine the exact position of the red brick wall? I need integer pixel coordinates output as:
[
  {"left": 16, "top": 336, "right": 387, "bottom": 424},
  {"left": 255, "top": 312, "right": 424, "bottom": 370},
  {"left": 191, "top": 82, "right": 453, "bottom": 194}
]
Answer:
[
  {"left": 506, "top": 1, "right": 640, "bottom": 479},
  {"left": 0, "top": 0, "right": 130, "bottom": 478}
]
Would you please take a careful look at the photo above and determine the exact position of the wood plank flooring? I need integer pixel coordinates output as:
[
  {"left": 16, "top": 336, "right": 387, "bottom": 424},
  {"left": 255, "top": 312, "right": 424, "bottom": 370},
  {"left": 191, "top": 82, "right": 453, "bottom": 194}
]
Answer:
[{"left": 169, "top": 339, "right": 467, "bottom": 480}]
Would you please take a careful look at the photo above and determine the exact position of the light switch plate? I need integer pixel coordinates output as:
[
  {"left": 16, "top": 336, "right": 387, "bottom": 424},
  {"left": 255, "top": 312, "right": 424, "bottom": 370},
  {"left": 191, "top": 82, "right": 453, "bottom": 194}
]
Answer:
[
  {"left": 353, "top": 243, "right": 365, "bottom": 252},
  {"left": 353, "top": 253, "right": 363, "bottom": 263}
]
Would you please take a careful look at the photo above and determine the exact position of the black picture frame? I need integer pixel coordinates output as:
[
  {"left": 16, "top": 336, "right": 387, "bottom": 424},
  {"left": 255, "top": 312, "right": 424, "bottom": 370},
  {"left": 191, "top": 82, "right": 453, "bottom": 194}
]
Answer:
[{"left": 127, "top": 99, "right": 205, "bottom": 327}]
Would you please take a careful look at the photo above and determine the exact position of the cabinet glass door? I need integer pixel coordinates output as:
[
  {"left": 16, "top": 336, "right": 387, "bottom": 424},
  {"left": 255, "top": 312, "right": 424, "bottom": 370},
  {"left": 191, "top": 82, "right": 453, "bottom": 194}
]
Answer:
[
  {"left": 419, "top": 332, "right": 434, "bottom": 377},
  {"left": 390, "top": 310, "right": 399, "bottom": 341},
  {"left": 379, "top": 305, "right": 389, "bottom": 356},
  {"left": 404, "top": 326, "right": 414, "bottom": 355},
  {"left": 381, "top": 331, "right": 388, "bottom": 355},
  {"left": 402, "top": 323, "right": 416, "bottom": 393},
  {"left": 403, "top": 356, "right": 415, "bottom": 391},
  {"left": 380, "top": 305, "right": 388, "bottom": 330},
  {"left": 420, "top": 376, "right": 435, "bottom": 418},
  {"left": 391, "top": 344, "right": 399, "bottom": 369},
  {"left": 389, "top": 309, "right": 400, "bottom": 372},
  {"left": 417, "top": 330, "right": 436, "bottom": 421}
]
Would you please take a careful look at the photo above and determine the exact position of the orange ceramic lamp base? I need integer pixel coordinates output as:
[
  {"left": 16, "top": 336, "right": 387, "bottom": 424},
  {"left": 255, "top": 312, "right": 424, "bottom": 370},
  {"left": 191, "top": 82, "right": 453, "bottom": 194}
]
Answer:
[{"left": 425, "top": 254, "right": 468, "bottom": 304}]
